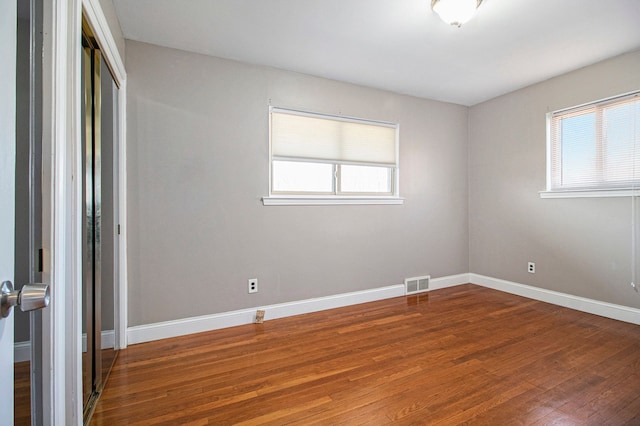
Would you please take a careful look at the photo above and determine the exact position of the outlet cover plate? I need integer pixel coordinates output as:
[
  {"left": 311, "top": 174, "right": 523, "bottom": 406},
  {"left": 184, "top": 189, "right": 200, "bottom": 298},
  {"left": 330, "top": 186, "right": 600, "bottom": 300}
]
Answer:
[{"left": 528, "top": 262, "right": 535, "bottom": 274}]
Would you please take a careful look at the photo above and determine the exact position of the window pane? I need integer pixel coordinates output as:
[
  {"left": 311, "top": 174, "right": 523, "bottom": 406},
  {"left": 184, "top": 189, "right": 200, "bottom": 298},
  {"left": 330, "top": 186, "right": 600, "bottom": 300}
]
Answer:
[
  {"left": 549, "top": 92, "right": 640, "bottom": 192},
  {"left": 340, "top": 165, "right": 392, "bottom": 194},
  {"left": 603, "top": 102, "right": 639, "bottom": 183},
  {"left": 561, "top": 112, "right": 597, "bottom": 187},
  {"left": 272, "top": 161, "right": 333, "bottom": 193}
]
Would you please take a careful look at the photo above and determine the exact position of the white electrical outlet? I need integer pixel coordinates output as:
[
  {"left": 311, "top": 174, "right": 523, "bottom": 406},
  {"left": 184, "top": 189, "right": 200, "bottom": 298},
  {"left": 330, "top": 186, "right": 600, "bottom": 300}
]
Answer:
[
  {"left": 528, "top": 262, "right": 535, "bottom": 274},
  {"left": 248, "top": 278, "right": 258, "bottom": 294}
]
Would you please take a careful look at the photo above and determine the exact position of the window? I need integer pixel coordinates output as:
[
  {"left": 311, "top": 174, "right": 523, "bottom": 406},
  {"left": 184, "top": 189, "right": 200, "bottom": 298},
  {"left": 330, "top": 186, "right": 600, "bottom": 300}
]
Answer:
[
  {"left": 546, "top": 91, "right": 640, "bottom": 196},
  {"left": 265, "top": 107, "right": 401, "bottom": 205}
]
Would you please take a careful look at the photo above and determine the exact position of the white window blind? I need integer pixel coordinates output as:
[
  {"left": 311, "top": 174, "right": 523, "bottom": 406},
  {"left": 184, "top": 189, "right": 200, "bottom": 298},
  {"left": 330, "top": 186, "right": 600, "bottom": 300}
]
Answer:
[
  {"left": 271, "top": 108, "right": 397, "bottom": 167},
  {"left": 548, "top": 92, "right": 640, "bottom": 191}
]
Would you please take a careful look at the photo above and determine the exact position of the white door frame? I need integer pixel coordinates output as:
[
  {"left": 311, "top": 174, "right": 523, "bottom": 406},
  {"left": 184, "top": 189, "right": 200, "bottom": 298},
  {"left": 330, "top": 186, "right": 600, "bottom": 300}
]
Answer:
[
  {"left": 82, "top": 0, "right": 128, "bottom": 352},
  {"left": 41, "top": 0, "right": 126, "bottom": 422},
  {"left": 41, "top": 0, "right": 80, "bottom": 422}
]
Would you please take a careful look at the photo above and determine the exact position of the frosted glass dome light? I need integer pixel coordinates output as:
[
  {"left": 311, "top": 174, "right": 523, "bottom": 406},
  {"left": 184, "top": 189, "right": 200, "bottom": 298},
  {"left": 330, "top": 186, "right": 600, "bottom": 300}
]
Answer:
[{"left": 432, "top": 0, "right": 483, "bottom": 27}]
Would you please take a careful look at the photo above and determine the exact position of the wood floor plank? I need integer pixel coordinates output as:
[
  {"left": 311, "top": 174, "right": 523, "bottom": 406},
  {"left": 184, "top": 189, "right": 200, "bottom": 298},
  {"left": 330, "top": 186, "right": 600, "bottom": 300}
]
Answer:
[
  {"left": 14, "top": 361, "right": 31, "bottom": 426},
  {"left": 90, "top": 284, "right": 640, "bottom": 425}
]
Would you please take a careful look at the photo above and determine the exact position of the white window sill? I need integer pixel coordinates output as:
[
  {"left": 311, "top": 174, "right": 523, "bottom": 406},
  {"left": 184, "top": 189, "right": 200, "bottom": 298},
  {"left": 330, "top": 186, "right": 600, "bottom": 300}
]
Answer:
[
  {"left": 262, "top": 196, "right": 405, "bottom": 206},
  {"left": 540, "top": 189, "right": 640, "bottom": 199}
]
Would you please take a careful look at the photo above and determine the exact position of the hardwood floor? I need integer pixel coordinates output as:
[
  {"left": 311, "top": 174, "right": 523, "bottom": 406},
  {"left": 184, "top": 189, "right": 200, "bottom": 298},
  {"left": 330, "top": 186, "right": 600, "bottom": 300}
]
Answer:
[
  {"left": 90, "top": 284, "right": 640, "bottom": 425},
  {"left": 14, "top": 361, "right": 31, "bottom": 426}
]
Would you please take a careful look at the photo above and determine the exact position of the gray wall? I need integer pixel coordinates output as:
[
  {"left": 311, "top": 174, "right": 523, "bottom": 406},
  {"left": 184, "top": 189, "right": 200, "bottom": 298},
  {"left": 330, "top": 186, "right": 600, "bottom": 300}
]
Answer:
[
  {"left": 126, "top": 41, "right": 470, "bottom": 326},
  {"left": 469, "top": 49, "right": 640, "bottom": 309}
]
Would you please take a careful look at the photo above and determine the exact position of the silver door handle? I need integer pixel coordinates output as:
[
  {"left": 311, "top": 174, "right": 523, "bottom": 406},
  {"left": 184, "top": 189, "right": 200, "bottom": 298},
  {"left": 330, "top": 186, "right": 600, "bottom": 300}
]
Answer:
[{"left": 1, "top": 280, "right": 50, "bottom": 318}]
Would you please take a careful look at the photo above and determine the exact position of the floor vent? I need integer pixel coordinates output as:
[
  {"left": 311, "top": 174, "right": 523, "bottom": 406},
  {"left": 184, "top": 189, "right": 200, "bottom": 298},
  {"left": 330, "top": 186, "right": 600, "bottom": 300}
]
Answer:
[{"left": 404, "top": 275, "right": 430, "bottom": 295}]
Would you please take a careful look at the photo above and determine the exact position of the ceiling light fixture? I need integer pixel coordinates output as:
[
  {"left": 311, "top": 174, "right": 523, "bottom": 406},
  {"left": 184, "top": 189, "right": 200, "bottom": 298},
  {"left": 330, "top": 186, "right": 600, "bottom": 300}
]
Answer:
[{"left": 431, "top": 0, "right": 483, "bottom": 27}]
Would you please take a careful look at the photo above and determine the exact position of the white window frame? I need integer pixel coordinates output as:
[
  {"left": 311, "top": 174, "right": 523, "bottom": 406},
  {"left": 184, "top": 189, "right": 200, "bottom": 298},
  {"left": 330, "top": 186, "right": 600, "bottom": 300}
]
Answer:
[
  {"left": 541, "top": 90, "right": 640, "bottom": 199},
  {"left": 263, "top": 107, "right": 403, "bottom": 206}
]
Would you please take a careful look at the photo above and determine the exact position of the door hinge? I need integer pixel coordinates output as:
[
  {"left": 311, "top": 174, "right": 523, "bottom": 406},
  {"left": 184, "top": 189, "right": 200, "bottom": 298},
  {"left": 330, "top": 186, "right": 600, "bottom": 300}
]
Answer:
[{"left": 118, "top": 224, "right": 121, "bottom": 235}]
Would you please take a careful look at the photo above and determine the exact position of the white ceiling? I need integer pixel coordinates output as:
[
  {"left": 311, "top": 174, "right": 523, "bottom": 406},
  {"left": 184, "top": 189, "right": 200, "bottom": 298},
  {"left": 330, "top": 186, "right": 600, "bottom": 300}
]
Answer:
[{"left": 113, "top": 0, "right": 640, "bottom": 106}]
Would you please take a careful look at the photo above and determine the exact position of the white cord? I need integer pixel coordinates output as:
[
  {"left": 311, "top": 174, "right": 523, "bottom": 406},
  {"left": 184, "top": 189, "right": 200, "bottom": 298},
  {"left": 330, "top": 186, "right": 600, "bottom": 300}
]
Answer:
[
  {"left": 632, "top": 105, "right": 638, "bottom": 292},
  {"left": 632, "top": 191, "right": 637, "bottom": 291}
]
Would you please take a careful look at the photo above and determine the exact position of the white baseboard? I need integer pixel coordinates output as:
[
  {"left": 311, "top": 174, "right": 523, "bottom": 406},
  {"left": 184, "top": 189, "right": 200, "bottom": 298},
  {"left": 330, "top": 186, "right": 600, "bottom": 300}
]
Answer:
[
  {"left": 102, "top": 329, "right": 115, "bottom": 350},
  {"left": 470, "top": 273, "right": 640, "bottom": 326},
  {"left": 79, "top": 330, "right": 115, "bottom": 352},
  {"left": 15, "top": 329, "right": 115, "bottom": 363},
  {"left": 17, "top": 273, "right": 635, "bottom": 357},
  {"left": 127, "top": 272, "right": 638, "bottom": 346},
  {"left": 127, "top": 273, "right": 472, "bottom": 346},
  {"left": 430, "top": 273, "right": 470, "bottom": 290},
  {"left": 128, "top": 284, "right": 404, "bottom": 345},
  {"left": 15, "top": 341, "right": 30, "bottom": 363}
]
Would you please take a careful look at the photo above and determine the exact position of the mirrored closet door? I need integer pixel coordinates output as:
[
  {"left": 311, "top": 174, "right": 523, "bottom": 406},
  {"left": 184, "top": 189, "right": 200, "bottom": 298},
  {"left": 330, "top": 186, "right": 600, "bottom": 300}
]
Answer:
[{"left": 81, "top": 21, "right": 119, "bottom": 423}]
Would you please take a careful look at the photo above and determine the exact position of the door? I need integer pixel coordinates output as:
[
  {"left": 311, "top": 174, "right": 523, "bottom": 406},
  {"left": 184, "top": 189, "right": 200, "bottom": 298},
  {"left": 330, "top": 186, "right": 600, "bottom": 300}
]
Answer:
[
  {"left": 0, "top": 0, "right": 18, "bottom": 420},
  {"left": 82, "top": 24, "right": 119, "bottom": 421},
  {"left": 15, "top": 0, "right": 45, "bottom": 422},
  {"left": 3, "top": 1, "right": 50, "bottom": 423}
]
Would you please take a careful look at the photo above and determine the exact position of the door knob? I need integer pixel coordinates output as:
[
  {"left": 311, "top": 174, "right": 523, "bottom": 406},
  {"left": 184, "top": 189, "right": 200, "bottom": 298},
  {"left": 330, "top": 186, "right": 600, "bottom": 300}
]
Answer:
[{"left": 1, "top": 280, "right": 50, "bottom": 318}]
